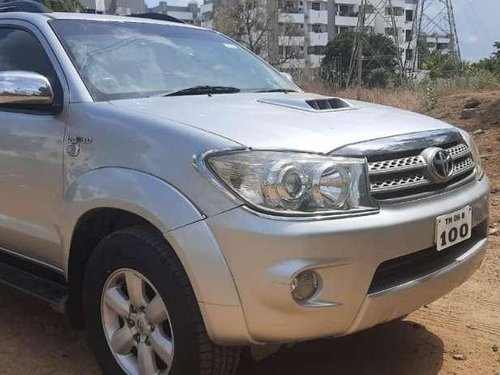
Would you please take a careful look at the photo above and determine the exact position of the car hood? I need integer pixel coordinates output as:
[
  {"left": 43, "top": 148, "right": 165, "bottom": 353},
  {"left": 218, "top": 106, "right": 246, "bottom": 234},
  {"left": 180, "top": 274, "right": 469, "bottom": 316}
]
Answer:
[{"left": 110, "top": 93, "right": 455, "bottom": 153}]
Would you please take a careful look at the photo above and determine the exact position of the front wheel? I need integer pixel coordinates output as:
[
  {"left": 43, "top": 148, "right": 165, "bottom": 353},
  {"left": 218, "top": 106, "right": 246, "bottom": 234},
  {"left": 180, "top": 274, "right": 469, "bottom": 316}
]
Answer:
[{"left": 83, "top": 226, "right": 241, "bottom": 375}]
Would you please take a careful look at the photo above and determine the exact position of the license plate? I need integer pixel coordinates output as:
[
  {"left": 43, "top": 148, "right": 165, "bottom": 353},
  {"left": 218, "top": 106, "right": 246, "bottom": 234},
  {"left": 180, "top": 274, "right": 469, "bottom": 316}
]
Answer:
[{"left": 435, "top": 206, "right": 472, "bottom": 251}]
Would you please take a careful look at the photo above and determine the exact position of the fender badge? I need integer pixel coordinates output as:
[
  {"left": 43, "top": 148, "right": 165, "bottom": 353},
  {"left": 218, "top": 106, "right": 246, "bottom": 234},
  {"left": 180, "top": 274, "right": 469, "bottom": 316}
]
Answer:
[{"left": 66, "top": 143, "right": 81, "bottom": 157}]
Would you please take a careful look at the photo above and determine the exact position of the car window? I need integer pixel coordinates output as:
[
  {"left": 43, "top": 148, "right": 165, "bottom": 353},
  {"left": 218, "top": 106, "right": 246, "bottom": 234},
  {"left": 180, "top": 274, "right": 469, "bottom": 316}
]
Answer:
[
  {"left": 0, "top": 27, "right": 58, "bottom": 88},
  {"left": 50, "top": 20, "right": 296, "bottom": 101}
]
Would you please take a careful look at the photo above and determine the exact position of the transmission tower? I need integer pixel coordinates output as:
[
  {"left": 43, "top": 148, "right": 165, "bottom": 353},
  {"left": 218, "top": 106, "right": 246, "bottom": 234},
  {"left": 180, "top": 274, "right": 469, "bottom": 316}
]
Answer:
[
  {"left": 346, "top": 0, "right": 366, "bottom": 90},
  {"left": 347, "top": 0, "right": 408, "bottom": 87},
  {"left": 414, "top": 0, "right": 461, "bottom": 68}
]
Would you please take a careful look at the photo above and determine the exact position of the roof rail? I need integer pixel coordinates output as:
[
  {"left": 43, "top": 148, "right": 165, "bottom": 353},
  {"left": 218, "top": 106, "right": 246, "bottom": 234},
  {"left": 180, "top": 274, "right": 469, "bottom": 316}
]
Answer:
[
  {"left": 0, "top": 0, "right": 52, "bottom": 13},
  {"left": 129, "top": 13, "right": 185, "bottom": 24}
]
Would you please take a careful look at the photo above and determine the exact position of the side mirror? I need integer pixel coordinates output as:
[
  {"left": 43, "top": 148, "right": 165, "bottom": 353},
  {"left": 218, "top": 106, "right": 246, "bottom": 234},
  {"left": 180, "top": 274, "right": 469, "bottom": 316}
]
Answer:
[
  {"left": 0, "top": 71, "right": 54, "bottom": 106},
  {"left": 280, "top": 72, "right": 294, "bottom": 83}
]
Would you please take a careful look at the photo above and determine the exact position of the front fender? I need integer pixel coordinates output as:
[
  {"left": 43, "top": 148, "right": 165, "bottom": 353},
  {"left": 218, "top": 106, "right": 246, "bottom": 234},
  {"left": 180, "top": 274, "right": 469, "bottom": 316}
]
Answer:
[
  {"left": 62, "top": 167, "right": 204, "bottom": 269},
  {"left": 62, "top": 168, "right": 247, "bottom": 339}
]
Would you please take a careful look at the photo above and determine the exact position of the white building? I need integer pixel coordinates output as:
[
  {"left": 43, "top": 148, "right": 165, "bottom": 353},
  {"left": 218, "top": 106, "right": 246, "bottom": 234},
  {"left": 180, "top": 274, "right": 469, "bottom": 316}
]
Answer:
[
  {"left": 148, "top": 1, "right": 201, "bottom": 24},
  {"left": 335, "top": 0, "right": 419, "bottom": 68},
  {"left": 327, "top": 0, "right": 420, "bottom": 68},
  {"left": 276, "top": 0, "right": 334, "bottom": 67},
  {"left": 425, "top": 34, "right": 453, "bottom": 54},
  {"left": 200, "top": 0, "right": 421, "bottom": 69},
  {"left": 200, "top": 1, "right": 214, "bottom": 29}
]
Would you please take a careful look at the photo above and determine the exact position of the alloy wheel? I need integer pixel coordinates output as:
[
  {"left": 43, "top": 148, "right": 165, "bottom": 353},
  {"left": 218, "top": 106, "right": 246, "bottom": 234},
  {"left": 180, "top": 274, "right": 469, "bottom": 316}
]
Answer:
[{"left": 101, "top": 268, "right": 174, "bottom": 374}]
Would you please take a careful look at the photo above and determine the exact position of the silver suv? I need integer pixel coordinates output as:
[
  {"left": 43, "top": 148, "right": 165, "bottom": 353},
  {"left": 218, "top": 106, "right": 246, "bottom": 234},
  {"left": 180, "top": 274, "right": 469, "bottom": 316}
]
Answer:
[{"left": 0, "top": 4, "right": 490, "bottom": 375}]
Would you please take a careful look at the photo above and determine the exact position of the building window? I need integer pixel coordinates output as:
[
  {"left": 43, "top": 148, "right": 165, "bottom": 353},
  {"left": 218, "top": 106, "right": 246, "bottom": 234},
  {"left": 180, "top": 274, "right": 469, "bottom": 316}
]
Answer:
[
  {"left": 405, "top": 29, "right": 412, "bottom": 42},
  {"left": 336, "top": 4, "right": 357, "bottom": 17},
  {"left": 307, "top": 46, "right": 326, "bottom": 55},
  {"left": 280, "top": 0, "right": 302, "bottom": 13},
  {"left": 280, "top": 23, "right": 303, "bottom": 36},
  {"left": 385, "top": 6, "right": 403, "bottom": 16},
  {"left": 279, "top": 45, "right": 304, "bottom": 60},
  {"left": 311, "top": 2, "right": 320, "bottom": 11},
  {"left": 362, "top": 4, "right": 374, "bottom": 14},
  {"left": 406, "top": 49, "right": 414, "bottom": 60},
  {"left": 337, "top": 26, "right": 355, "bottom": 34},
  {"left": 406, "top": 9, "right": 414, "bottom": 22},
  {"left": 311, "top": 24, "right": 326, "bottom": 33}
]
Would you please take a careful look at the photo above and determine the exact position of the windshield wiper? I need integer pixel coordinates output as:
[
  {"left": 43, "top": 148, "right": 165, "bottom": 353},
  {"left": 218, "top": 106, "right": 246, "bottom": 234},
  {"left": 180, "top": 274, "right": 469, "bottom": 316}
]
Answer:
[
  {"left": 163, "top": 85, "right": 241, "bottom": 97},
  {"left": 256, "top": 88, "right": 297, "bottom": 93}
]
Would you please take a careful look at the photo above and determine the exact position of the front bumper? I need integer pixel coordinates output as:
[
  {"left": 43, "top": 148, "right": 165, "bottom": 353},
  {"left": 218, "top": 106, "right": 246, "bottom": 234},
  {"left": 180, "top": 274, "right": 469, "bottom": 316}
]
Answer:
[{"left": 197, "top": 177, "right": 489, "bottom": 345}]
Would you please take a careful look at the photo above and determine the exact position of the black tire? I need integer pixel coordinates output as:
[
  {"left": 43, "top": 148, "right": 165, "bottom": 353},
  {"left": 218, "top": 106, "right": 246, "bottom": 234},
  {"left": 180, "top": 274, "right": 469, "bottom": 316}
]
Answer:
[{"left": 83, "top": 225, "right": 241, "bottom": 375}]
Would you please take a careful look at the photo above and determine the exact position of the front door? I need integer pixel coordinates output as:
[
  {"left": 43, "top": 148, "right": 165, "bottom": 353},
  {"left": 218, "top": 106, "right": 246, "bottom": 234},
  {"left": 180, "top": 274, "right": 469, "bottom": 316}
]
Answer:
[{"left": 0, "top": 24, "right": 66, "bottom": 267}]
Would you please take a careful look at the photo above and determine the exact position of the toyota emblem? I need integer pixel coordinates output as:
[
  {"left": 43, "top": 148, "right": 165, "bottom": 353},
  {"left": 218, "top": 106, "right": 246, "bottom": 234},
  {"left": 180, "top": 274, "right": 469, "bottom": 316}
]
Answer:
[{"left": 421, "top": 147, "right": 454, "bottom": 182}]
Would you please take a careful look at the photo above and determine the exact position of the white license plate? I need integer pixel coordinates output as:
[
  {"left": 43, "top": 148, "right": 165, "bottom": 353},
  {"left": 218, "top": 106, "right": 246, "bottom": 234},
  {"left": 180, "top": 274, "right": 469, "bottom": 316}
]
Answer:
[{"left": 435, "top": 206, "right": 472, "bottom": 251}]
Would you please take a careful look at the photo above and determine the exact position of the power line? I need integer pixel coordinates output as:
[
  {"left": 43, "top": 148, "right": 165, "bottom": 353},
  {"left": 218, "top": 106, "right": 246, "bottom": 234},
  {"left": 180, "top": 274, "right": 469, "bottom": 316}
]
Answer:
[
  {"left": 347, "top": 0, "right": 414, "bottom": 86},
  {"left": 414, "top": 0, "right": 461, "bottom": 72}
]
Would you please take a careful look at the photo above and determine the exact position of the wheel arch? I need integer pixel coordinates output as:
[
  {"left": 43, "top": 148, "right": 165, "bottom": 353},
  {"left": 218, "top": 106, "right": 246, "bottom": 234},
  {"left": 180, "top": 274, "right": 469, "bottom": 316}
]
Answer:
[
  {"left": 63, "top": 168, "right": 247, "bottom": 343},
  {"left": 66, "top": 207, "right": 155, "bottom": 327},
  {"left": 63, "top": 168, "right": 205, "bottom": 327}
]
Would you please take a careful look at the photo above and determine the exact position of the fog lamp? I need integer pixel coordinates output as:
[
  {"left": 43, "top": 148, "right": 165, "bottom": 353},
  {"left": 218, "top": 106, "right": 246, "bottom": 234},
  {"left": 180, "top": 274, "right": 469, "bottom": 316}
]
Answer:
[{"left": 291, "top": 270, "right": 320, "bottom": 302}]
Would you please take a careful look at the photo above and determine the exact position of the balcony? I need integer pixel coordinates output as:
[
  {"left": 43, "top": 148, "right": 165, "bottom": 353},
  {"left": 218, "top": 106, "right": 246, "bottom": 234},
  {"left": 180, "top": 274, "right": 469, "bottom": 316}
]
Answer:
[
  {"left": 335, "top": 15, "right": 359, "bottom": 27},
  {"left": 426, "top": 35, "right": 451, "bottom": 44},
  {"left": 308, "top": 9, "right": 328, "bottom": 24},
  {"left": 200, "top": 2, "right": 212, "bottom": 13},
  {"left": 278, "top": 35, "right": 305, "bottom": 46},
  {"left": 167, "top": 11, "right": 193, "bottom": 21},
  {"left": 279, "top": 12, "right": 305, "bottom": 23},
  {"left": 309, "top": 32, "right": 328, "bottom": 46},
  {"left": 336, "top": 3, "right": 357, "bottom": 17},
  {"left": 335, "top": 0, "right": 359, "bottom": 5}
]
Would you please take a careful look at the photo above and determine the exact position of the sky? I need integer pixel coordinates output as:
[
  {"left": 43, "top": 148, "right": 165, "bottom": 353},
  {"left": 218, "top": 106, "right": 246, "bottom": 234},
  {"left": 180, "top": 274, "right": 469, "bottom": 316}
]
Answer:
[
  {"left": 452, "top": 0, "right": 499, "bottom": 61},
  {"left": 161, "top": 0, "right": 499, "bottom": 62}
]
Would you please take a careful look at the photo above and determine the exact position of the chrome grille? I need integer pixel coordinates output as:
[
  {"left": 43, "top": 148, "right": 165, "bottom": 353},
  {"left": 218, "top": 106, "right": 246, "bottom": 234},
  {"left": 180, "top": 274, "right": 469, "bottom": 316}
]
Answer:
[
  {"left": 453, "top": 157, "right": 474, "bottom": 174},
  {"left": 448, "top": 143, "right": 469, "bottom": 158},
  {"left": 371, "top": 174, "right": 427, "bottom": 192},
  {"left": 368, "top": 155, "right": 425, "bottom": 175},
  {"left": 368, "top": 143, "right": 476, "bottom": 199},
  {"left": 331, "top": 130, "right": 477, "bottom": 200}
]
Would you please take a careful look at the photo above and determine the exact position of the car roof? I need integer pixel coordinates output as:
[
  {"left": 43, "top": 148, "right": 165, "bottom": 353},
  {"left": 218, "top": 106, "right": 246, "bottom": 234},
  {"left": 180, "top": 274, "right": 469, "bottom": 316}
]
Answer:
[{"left": 0, "top": 11, "right": 201, "bottom": 29}]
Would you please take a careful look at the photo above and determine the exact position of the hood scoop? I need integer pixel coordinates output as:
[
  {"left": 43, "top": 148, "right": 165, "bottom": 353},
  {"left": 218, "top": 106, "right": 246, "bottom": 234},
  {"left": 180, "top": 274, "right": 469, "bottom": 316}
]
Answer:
[{"left": 258, "top": 96, "right": 355, "bottom": 113}]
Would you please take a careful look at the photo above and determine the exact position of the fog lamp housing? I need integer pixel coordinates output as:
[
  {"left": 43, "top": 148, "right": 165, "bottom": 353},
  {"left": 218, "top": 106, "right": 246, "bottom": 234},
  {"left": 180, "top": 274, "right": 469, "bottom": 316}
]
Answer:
[{"left": 291, "top": 270, "right": 320, "bottom": 303}]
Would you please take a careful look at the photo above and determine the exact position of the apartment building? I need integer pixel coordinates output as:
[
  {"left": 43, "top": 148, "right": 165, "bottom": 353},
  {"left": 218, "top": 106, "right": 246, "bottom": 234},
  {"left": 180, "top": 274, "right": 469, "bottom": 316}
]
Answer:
[
  {"left": 336, "top": 0, "right": 420, "bottom": 68},
  {"left": 80, "top": 0, "right": 145, "bottom": 15},
  {"left": 148, "top": 1, "right": 201, "bottom": 24},
  {"left": 200, "top": 0, "right": 214, "bottom": 29},
  {"left": 81, "top": 0, "right": 440, "bottom": 70},
  {"left": 425, "top": 34, "right": 453, "bottom": 54},
  {"left": 276, "top": 0, "right": 336, "bottom": 67},
  {"left": 200, "top": 0, "right": 422, "bottom": 68},
  {"left": 81, "top": 0, "right": 200, "bottom": 23}
]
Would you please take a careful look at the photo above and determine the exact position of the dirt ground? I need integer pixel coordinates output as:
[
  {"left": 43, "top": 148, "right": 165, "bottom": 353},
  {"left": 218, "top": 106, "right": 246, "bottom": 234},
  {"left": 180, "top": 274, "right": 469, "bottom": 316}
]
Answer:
[{"left": 0, "top": 89, "right": 498, "bottom": 374}]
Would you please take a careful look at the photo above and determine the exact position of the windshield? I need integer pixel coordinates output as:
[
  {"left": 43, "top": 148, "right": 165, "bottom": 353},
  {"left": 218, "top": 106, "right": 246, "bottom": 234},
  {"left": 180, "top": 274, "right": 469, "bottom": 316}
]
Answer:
[{"left": 50, "top": 20, "right": 296, "bottom": 101}]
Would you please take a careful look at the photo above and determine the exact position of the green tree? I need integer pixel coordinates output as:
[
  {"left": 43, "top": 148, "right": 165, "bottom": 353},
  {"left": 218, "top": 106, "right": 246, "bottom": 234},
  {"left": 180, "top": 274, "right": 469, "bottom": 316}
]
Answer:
[
  {"left": 421, "top": 50, "right": 463, "bottom": 79},
  {"left": 471, "top": 42, "right": 500, "bottom": 75},
  {"left": 42, "top": 0, "right": 81, "bottom": 12},
  {"left": 416, "top": 35, "right": 431, "bottom": 69},
  {"left": 320, "top": 31, "right": 399, "bottom": 87},
  {"left": 214, "top": 0, "right": 276, "bottom": 55}
]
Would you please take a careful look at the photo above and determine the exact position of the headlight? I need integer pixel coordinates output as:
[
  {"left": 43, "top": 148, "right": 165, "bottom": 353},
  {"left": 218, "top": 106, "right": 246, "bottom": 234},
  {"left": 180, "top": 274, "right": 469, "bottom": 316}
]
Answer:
[
  {"left": 202, "top": 150, "right": 378, "bottom": 217},
  {"left": 459, "top": 130, "right": 484, "bottom": 179}
]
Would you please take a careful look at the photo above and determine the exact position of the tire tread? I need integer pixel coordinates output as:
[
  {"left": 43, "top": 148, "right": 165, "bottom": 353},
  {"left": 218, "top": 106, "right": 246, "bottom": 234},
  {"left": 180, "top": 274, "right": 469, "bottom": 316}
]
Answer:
[{"left": 100, "top": 225, "right": 241, "bottom": 375}]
